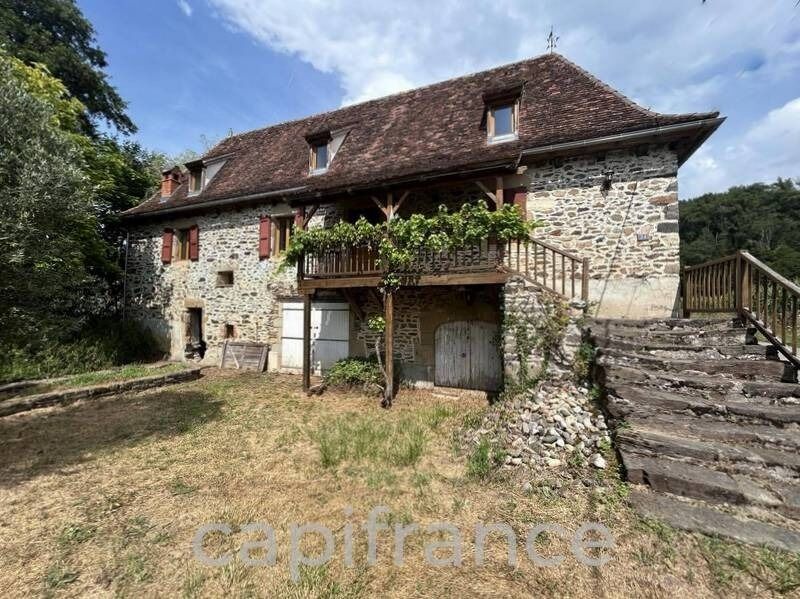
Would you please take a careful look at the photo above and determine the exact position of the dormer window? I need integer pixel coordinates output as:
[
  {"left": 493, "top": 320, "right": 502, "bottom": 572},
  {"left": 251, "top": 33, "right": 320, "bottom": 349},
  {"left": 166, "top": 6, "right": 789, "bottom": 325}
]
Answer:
[
  {"left": 310, "top": 141, "right": 329, "bottom": 174},
  {"left": 487, "top": 101, "right": 518, "bottom": 144},
  {"left": 188, "top": 169, "right": 203, "bottom": 194}
]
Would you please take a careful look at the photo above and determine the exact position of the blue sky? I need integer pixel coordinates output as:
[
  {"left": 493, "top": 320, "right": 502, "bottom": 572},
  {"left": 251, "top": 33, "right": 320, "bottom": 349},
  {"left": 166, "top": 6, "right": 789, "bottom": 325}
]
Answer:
[{"left": 79, "top": 0, "right": 800, "bottom": 199}]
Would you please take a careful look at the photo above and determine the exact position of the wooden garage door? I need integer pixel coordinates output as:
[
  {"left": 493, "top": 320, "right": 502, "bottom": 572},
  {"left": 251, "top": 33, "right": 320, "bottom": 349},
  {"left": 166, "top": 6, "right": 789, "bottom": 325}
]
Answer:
[
  {"left": 435, "top": 321, "right": 502, "bottom": 391},
  {"left": 281, "top": 301, "right": 350, "bottom": 374}
]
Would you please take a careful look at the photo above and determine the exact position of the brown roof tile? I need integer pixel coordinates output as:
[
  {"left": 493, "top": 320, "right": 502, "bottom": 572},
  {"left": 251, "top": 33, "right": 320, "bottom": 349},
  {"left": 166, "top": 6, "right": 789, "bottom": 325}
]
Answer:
[{"left": 125, "top": 53, "right": 719, "bottom": 217}]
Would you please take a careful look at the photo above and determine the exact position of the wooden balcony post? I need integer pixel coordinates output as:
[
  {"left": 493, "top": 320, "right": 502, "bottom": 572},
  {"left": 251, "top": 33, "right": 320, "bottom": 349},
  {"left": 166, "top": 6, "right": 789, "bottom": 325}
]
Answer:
[
  {"left": 383, "top": 290, "right": 394, "bottom": 406},
  {"left": 581, "top": 258, "right": 590, "bottom": 302},
  {"left": 302, "top": 293, "right": 312, "bottom": 391}
]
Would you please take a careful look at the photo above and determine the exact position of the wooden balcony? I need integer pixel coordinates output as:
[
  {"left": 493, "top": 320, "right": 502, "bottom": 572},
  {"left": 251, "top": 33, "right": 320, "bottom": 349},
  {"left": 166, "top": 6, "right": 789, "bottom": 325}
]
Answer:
[
  {"left": 297, "top": 237, "right": 589, "bottom": 299},
  {"left": 298, "top": 239, "right": 509, "bottom": 290}
]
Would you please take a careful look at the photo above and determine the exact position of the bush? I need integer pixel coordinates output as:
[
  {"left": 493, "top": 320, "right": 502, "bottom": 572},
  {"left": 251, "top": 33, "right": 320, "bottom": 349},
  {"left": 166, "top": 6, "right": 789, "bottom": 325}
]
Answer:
[
  {"left": 324, "top": 357, "right": 383, "bottom": 391},
  {"left": 0, "top": 319, "right": 162, "bottom": 384}
]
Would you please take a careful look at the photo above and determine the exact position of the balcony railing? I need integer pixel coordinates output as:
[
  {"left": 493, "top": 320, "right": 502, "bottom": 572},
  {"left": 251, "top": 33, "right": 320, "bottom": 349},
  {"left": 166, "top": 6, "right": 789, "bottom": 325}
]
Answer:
[
  {"left": 298, "top": 236, "right": 590, "bottom": 301},
  {"left": 300, "top": 239, "right": 505, "bottom": 279}
]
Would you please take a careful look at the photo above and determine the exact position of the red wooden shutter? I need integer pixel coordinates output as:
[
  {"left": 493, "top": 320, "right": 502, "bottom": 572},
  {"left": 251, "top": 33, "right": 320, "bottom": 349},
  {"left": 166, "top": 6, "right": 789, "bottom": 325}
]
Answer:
[
  {"left": 161, "top": 229, "right": 173, "bottom": 263},
  {"left": 188, "top": 225, "right": 199, "bottom": 261},
  {"left": 503, "top": 187, "right": 528, "bottom": 220},
  {"left": 259, "top": 216, "right": 272, "bottom": 259},
  {"left": 294, "top": 207, "right": 305, "bottom": 230}
]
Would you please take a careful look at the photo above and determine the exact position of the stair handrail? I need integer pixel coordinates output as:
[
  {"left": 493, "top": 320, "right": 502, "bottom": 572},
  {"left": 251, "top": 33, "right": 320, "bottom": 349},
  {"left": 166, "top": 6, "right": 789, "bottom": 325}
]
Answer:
[
  {"left": 683, "top": 250, "right": 800, "bottom": 369},
  {"left": 503, "top": 236, "right": 589, "bottom": 301}
]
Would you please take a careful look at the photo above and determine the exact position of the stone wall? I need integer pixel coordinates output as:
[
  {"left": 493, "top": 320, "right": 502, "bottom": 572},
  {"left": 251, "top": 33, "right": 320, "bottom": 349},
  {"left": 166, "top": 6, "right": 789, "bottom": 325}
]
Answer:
[
  {"left": 519, "top": 144, "right": 681, "bottom": 317},
  {"left": 125, "top": 202, "right": 337, "bottom": 366},
  {"left": 502, "top": 275, "right": 585, "bottom": 383}
]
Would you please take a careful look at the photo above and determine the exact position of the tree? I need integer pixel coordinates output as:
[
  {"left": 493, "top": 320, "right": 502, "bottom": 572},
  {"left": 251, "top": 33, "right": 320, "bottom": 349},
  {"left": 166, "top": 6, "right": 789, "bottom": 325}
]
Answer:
[
  {"left": 0, "top": 0, "right": 135, "bottom": 134},
  {"left": 0, "top": 51, "right": 101, "bottom": 343},
  {"left": 680, "top": 179, "right": 800, "bottom": 281}
]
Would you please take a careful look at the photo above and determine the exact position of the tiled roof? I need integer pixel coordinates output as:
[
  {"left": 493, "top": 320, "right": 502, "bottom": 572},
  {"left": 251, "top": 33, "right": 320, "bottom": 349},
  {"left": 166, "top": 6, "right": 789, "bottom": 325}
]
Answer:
[{"left": 125, "top": 53, "right": 719, "bottom": 217}]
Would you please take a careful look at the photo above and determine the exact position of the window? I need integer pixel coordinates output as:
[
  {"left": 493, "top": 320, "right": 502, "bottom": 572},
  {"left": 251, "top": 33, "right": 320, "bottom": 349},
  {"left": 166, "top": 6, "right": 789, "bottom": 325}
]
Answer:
[
  {"left": 216, "top": 270, "right": 234, "bottom": 287},
  {"left": 177, "top": 228, "right": 191, "bottom": 260},
  {"left": 272, "top": 216, "right": 293, "bottom": 254},
  {"left": 488, "top": 102, "right": 518, "bottom": 143},
  {"left": 224, "top": 324, "right": 235, "bottom": 339},
  {"left": 310, "top": 142, "right": 329, "bottom": 173},
  {"left": 188, "top": 169, "right": 203, "bottom": 194}
]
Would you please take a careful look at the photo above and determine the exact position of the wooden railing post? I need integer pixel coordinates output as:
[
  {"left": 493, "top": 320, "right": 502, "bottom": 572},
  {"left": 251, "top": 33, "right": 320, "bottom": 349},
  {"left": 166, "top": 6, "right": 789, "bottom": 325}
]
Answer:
[
  {"left": 683, "top": 265, "right": 691, "bottom": 318},
  {"left": 302, "top": 293, "right": 311, "bottom": 391},
  {"left": 735, "top": 252, "right": 743, "bottom": 316},
  {"left": 581, "top": 258, "right": 589, "bottom": 302},
  {"left": 383, "top": 291, "right": 394, "bottom": 407}
]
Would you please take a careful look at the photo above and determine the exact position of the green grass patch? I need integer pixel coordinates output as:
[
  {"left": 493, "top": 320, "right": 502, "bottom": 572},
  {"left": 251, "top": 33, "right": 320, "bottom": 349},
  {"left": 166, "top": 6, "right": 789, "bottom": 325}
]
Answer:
[
  {"left": 315, "top": 415, "right": 427, "bottom": 468},
  {"left": 43, "top": 562, "right": 79, "bottom": 590},
  {"left": 466, "top": 437, "right": 504, "bottom": 480},
  {"left": 57, "top": 523, "right": 95, "bottom": 549},
  {"left": 700, "top": 536, "right": 800, "bottom": 594},
  {"left": 1, "top": 362, "right": 187, "bottom": 399}
]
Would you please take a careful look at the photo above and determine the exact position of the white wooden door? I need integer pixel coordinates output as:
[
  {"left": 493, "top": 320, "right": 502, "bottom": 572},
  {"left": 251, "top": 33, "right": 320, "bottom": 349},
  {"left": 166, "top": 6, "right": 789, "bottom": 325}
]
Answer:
[
  {"left": 281, "top": 301, "right": 350, "bottom": 374},
  {"left": 435, "top": 321, "right": 501, "bottom": 391}
]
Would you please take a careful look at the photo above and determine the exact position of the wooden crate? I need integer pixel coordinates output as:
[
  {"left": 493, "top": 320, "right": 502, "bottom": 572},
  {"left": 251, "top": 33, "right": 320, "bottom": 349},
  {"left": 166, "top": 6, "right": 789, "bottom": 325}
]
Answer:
[{"left": 220, "top": 341, "right": 269, "bottom": 372}]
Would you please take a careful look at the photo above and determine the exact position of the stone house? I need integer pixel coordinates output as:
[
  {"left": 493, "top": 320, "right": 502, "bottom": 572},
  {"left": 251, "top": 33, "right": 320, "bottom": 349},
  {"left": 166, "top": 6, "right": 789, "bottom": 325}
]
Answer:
[{"left": 122, "top": 53, "right": 722, "bottom": 393}]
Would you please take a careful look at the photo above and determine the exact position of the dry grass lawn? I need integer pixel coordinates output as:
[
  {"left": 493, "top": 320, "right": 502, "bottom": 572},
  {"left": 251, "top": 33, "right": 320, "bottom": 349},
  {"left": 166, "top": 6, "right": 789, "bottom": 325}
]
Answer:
[{"left": 0, "top": 369, "right": 797, "bottom": 598}]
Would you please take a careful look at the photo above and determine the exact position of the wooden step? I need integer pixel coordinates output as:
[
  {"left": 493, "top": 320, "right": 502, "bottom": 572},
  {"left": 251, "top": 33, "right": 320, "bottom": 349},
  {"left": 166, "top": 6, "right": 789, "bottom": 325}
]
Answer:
[{"left": 629, "top": 490, "right": 800, "bottom": 552}]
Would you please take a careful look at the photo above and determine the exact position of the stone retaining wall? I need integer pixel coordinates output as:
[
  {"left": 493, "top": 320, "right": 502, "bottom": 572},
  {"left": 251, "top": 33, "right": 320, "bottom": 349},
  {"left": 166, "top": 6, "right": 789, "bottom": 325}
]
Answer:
[{"left": 0, "top": 368, "right": 202, "bottom": 418}]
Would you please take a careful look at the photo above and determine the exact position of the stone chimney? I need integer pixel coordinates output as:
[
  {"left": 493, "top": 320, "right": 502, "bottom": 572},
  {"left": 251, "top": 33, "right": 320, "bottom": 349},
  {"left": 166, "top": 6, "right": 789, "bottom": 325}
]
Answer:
[{"left": 161, "top": 168, "right": 181, "bottom": 198}]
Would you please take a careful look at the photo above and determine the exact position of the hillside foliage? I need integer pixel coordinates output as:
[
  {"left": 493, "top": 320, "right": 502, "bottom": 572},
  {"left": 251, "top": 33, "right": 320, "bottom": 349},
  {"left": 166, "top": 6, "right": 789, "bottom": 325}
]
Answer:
[{"left": 680, "top": 179, "right": 800, "bottom": 281}]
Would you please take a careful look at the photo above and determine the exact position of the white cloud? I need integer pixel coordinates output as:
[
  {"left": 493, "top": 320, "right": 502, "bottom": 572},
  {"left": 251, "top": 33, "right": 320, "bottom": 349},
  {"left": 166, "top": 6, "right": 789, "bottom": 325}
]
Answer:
[
  {"left": 177, "top": 0, "right": 192, "bottom": 17},
  {"left": 206, "top": 0, "right": 800, "bottom": 193},
  {"left": 682, "top": 96, "right": 800, "bottom": 198}
]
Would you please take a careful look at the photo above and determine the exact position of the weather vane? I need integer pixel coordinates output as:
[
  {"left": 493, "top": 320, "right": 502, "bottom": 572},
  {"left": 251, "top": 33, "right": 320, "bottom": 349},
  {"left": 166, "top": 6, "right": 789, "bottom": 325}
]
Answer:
[{"left": 546, "top": 26, "right": 559, "bottom": 53}]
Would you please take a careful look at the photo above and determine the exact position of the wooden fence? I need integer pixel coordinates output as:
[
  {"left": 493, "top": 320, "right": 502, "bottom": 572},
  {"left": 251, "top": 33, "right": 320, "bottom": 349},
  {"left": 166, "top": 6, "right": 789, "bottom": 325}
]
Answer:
[{"left": 684, "top": 250, "right": 799, "bottom": 368}]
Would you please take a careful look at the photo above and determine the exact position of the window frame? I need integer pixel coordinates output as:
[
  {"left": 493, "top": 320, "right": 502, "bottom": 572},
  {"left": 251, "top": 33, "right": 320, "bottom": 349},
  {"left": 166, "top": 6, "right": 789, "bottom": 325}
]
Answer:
[
  {"left": 216, "top": 270, "right": 234, "bottom": 287},
  {"left": 487, "top": 100, "right": 519, "bottom": 144},
  {"left": 271, "top": 216, "right": 293, "bottom": 255},
  {"left": 176, "top": 228, "right": 192, "bottom": 261},
  {"left": 188, "top": 169, "right": 204, "bottom": 195},
  {"left": 309, "top": 141, "right": 330, "bottom": 174}
]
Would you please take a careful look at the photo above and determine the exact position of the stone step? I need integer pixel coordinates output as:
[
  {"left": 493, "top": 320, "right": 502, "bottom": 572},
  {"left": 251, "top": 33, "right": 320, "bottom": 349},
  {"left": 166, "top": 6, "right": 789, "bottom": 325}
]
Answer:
[
  {"left": 605, "top": 384, "right": 800, "bottom": 425},
  {"left": 589, "top": 317, "right": 735, "bottom": 332},
  {"left": 598, "top": 348, "right": 786, "bottom": 380},
  {"left": 626, "top": 413, "right": 800, "bottom": 451},
  {"left": 602, "top": 364, "right": 800, "bottom": 401},
  {"left": 618, "top": 426, "right": 800, "bottom": 474},
  {"left": 629, "top": 489, "right": 800, "bottom": 552},
  {"left": 621, "top": 452, "right": 785, "bottom": 510},
  {"left": 592, "top": 336, "right": 765, "bottom": 359},
  {"left": 593, "top": 327, "right": 747, "bottom": 347}
]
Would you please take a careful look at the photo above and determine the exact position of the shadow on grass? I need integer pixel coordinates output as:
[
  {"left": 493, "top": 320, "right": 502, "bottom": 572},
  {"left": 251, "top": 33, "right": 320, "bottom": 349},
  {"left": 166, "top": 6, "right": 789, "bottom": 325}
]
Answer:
[{"left": 0, "top": 384, "right": 224, "bottom": 487}]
